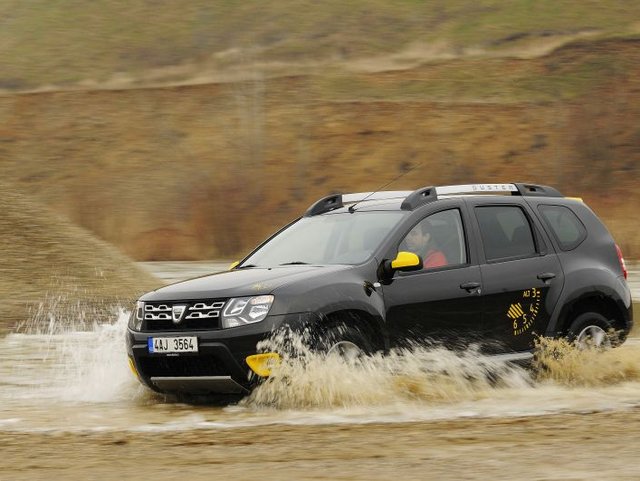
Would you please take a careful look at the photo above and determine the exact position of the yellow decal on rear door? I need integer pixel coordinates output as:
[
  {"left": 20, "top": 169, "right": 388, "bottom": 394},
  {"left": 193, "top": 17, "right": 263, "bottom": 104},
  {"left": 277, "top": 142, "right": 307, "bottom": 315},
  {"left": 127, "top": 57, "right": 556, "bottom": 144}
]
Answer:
[{"left": 507, "top": 287, "right": 541, "bottom": 335}]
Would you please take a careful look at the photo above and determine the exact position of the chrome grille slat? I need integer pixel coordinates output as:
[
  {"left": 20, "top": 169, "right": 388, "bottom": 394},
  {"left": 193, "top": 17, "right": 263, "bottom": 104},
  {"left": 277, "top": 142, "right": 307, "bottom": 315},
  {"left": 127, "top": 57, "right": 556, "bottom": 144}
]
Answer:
[
  {"left": 185, "top": 311, "right": 219, "bottom": 319},
  {"left": 145, "top": 304, "right": 171, "bottom": 312},
  {"left": 190, "top": 302, "right": 225, "bottom": 310},
  {"left": 143, "top": 299, "right": 226, "bottom": 331},
  {"left": 145, "top": 313, "right": 171, "bottom": 320}
]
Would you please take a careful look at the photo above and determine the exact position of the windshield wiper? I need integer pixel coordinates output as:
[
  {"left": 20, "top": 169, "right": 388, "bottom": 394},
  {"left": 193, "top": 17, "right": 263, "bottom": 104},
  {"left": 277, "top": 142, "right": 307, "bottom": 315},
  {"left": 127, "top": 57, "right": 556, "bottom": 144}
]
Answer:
[
  {"left": 279, "top": 261, "right": 310, "bottom": 266},
  {"left": 235, "top": 264, "right": 258, "bottom": 269}
]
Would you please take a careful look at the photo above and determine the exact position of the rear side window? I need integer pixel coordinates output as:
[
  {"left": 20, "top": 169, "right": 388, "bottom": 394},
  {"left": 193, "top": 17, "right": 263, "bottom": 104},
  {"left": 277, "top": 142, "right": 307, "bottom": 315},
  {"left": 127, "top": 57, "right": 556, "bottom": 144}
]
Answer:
[
  {"left": 538, "top": 204, "right": 587, "bottom": 251},
  {"left": 475, "top": 206, "right": 536, "bottom": 261}
]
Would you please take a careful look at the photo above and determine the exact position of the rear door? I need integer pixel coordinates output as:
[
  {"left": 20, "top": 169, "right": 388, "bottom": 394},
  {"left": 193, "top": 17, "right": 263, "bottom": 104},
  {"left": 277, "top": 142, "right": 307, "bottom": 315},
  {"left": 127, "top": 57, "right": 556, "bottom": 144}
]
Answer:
[{"left": 467, "top": 198, "right": 565, "bottom": 352}]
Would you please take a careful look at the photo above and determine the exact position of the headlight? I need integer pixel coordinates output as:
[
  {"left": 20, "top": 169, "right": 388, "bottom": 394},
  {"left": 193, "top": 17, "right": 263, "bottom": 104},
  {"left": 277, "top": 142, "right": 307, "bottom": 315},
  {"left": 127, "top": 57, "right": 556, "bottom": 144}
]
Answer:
[
  {"left": 221, "top": 295, "right": 274, "bottom": 328},
  {"left": 129, "top": 300, "right": 144, "bottom": 331}
]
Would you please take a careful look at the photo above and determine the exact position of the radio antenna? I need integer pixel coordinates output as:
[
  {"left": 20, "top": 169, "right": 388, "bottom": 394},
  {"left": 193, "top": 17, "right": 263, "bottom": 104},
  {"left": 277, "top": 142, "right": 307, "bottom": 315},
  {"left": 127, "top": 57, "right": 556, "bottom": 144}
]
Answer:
[{"left": 348, "top": 161, "right": 424, "bottom": 213}]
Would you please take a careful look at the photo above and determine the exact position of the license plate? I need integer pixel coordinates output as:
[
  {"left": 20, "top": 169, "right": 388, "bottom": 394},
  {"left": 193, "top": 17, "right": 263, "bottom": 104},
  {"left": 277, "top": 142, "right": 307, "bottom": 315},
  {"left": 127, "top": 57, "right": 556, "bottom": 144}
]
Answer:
[{"left": 148, "top": 336, "right": 198, "bottom": 354}]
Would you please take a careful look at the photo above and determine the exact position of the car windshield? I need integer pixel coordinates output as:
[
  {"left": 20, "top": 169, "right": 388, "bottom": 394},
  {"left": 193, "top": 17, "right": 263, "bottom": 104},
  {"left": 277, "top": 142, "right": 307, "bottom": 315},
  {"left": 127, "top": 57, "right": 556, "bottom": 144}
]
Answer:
[{"left": 241, "top": 211, "right": 407, "bottom": 267}]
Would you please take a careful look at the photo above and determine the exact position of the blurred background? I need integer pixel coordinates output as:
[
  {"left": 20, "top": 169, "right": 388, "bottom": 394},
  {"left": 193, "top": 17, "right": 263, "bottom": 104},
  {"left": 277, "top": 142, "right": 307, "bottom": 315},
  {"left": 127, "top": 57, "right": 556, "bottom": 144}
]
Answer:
[{"left": 1, "top": 0, "right": 639, "bottom": 324}]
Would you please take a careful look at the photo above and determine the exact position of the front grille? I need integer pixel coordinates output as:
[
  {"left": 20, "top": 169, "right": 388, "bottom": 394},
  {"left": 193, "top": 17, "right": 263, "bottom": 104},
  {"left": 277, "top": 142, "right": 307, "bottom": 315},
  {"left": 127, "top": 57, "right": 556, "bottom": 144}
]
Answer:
[
  {"left": 138, "top": 355, "right": 228, "bottom": 377},
  {"left": 143, "top": 299, "right": 226, "bottom": 331}
]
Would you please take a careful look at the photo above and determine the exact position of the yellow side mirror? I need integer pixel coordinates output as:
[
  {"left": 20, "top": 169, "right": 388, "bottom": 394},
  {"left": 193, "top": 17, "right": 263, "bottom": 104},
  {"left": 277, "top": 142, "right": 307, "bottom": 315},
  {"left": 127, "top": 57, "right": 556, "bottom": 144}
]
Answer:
[
  {"left": 229, "top": 260, "right": 240, "bottom": 270},
  {"left": 391, "top": 251, "right": 422, "bottom": 271}
]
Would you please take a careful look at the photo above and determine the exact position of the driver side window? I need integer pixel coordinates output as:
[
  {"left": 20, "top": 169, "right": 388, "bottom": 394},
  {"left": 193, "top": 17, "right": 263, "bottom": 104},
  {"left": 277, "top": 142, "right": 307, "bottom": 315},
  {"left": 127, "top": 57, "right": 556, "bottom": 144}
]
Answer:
[{"left": 399, "top": 209, "right": 467, "bottom": 269}]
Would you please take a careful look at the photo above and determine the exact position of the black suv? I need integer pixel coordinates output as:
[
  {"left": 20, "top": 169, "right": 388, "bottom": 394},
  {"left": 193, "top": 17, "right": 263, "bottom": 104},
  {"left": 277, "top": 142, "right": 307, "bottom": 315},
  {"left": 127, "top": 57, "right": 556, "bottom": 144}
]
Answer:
[{"left": 127, "top": 183, "right": 633, "bottom": 396}]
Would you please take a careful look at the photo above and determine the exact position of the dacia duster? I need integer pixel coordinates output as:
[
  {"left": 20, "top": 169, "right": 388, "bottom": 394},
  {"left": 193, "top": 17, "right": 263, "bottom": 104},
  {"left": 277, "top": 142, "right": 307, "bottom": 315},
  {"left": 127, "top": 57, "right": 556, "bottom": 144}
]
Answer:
[{"left": 127, "top": 183, "right": 633, "bottom": 396}]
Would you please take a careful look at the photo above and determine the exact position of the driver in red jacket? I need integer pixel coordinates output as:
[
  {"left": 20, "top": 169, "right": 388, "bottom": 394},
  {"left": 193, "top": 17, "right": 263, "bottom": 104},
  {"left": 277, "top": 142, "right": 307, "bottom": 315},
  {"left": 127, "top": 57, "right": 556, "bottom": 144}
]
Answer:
[{"left": 404, "top": 220, "right": 448, "bottom": 269}]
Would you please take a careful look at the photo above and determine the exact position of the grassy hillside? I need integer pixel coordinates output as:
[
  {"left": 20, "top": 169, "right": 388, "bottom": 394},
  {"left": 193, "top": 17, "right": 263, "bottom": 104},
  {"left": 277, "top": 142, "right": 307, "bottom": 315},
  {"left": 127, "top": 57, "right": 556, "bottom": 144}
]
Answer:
[
  {"left": 0, "top": 184, "right": 161, "bottom": 330},
  {"left": 2, "top": 1, "right": 640, "bottom": 90}
]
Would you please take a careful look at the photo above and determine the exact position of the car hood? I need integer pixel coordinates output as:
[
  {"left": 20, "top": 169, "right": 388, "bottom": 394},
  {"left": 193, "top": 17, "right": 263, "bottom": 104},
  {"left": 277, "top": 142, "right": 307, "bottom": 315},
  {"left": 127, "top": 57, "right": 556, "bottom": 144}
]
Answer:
[{"left": 140, "top": 265, "right": 351, "bottom": 301}]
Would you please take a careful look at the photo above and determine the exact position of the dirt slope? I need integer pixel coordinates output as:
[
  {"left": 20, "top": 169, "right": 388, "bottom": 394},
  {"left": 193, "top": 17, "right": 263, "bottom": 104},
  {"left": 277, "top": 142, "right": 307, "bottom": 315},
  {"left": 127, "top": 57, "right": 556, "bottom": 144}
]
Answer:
[
  {"left": 1, "top": 38, "right": 639, "bottom": 260},
  {"left": 0, "top": 184, "right": 161, "bottom": 329}
]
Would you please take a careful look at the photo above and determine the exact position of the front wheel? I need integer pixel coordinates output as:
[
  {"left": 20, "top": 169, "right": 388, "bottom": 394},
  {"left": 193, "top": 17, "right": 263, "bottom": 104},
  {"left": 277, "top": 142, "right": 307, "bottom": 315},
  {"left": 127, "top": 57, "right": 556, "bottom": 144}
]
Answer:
[
  {"left": 322, "top": 325, "right": 372, "bottom": 362},
  {"left": 567, "top": 312, "right": 613, "bottom": 350}
]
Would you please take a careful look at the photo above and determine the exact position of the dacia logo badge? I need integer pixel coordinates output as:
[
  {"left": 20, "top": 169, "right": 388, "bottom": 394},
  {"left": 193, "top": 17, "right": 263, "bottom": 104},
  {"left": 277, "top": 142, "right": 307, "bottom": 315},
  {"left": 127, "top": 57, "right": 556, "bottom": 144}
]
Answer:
[{"left": 172, "top": 305, "right": 187, "bottom": 324}]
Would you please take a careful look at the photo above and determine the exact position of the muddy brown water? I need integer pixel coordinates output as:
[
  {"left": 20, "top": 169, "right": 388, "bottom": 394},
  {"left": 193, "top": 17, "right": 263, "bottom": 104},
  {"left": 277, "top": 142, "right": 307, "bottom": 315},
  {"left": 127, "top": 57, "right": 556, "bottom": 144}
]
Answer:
[{"left": 2, "top": 262, "right": 639, "bottom": 479}]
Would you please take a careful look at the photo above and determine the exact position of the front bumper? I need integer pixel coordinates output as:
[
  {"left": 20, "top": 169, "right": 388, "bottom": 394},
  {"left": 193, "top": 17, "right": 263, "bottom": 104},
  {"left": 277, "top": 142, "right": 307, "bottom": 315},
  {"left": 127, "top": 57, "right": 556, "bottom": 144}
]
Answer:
[{"left": 127, "top": 313, "right": 313, "bottom": 395}]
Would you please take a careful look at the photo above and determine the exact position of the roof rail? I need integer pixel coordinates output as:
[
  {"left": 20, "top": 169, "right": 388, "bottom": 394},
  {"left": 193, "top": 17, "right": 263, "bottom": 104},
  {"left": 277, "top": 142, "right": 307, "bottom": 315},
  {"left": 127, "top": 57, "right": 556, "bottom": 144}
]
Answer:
[
  {"left": 513, "top": 183, "right": 563, "bottom": 197},
  {"left": 305, "top": 191, "right": 413, "bottom": 216},
  {"left": 307, "top": 183, "right": 564, "bottom": 214},
  {"left": 342, "top": 191, "right": 413, "bottom": 204},
  {"left": 435, "top": 183, "right": 518, "bottom": 196},
  {"left": 304, "top": 194, "right": 343, "bottom": 216},
  {"left": 401, "top": 183, "right": 563, "bottom": 210},
  {"left": 400, "top": 186, "right": 437, "bottom": 210}
]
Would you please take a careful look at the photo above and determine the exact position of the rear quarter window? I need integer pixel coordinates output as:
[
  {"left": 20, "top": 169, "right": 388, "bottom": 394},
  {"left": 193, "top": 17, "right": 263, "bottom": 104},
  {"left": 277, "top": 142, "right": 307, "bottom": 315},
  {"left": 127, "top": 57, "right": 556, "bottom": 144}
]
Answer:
[{"left": 538, "top": 204, "right": 587, "bottom": 251}]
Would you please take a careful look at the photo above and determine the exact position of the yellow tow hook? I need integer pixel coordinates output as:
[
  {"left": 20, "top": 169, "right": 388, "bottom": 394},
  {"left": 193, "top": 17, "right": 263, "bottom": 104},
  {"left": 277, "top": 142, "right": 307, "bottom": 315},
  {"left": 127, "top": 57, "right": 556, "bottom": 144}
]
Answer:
[{"left": 246, "top": 353, "right": 281, "bottom": 377}]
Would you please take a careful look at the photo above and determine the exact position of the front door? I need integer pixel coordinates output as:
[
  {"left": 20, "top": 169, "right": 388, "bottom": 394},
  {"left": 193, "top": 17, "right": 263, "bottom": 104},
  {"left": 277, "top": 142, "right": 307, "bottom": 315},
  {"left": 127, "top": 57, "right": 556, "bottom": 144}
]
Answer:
[{"left": 382, "top": 208, "right": 485, "bottom": 349}]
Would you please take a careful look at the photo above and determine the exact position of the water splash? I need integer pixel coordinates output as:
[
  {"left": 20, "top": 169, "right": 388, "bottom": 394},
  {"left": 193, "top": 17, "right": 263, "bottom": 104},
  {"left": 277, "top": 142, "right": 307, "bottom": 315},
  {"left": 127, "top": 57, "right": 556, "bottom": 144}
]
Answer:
[
  {"left": 4, "top": 308, "right": 149, "bottom": 404},
  {"left": 4, "top": 305, "right": 640, "bottom": 434},
  {"left": 533, "top": 337, "right": 640, "bottom": 387},
  {"left": 50, "top": 309, "right": 145, "bottom": 402},
  {"left": 242, "top": 330, "right": 532, "bottom": 409},
  {"left": 16, "top": 288, "right": 130, "bottom": 335}
]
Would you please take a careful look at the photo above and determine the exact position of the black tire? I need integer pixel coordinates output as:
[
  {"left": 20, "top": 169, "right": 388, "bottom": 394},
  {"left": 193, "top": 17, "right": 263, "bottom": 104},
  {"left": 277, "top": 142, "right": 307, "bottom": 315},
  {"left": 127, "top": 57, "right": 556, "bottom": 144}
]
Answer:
[
  {"left": 566, "top": 311, "right": 613, "bottom": 349},
  {"left": 320, "top": 324, "right": 373, "bottom": 361}
]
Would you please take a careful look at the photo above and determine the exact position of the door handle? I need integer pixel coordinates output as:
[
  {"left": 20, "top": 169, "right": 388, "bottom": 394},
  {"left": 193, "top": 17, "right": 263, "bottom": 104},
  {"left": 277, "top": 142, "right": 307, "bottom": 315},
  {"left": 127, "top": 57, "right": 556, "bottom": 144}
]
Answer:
[
  {"left": 460, "top": 281, "right": 481, "bottom": 292},
  {"left": 537, "top": 272, "right": 556, "bottom": 282}
]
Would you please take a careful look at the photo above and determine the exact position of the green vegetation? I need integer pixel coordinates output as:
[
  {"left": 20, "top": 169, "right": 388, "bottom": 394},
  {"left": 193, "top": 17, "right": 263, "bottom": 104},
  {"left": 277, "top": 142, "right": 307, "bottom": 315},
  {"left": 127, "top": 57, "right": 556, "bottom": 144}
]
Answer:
[{"left": 1, "top": 1, "right": 640, "bottom": 89}]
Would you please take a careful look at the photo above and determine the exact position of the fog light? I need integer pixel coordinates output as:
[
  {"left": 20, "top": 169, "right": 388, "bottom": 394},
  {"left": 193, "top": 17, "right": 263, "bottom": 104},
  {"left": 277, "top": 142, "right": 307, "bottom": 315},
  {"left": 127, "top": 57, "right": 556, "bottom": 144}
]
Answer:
[{"left": 246, "top": 353, "right": 281, "bottom": 377}]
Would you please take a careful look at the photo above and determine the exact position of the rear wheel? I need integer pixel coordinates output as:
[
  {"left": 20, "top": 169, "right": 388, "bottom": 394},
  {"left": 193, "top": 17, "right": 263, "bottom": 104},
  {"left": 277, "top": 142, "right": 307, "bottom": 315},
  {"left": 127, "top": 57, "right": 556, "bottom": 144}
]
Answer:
[{"left": 567, "top": 312, "right": 613, "bottom": 350}]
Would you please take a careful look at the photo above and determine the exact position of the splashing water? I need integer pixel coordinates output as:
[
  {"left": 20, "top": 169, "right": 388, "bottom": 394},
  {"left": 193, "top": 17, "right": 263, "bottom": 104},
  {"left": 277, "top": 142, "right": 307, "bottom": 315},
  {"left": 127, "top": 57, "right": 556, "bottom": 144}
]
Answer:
[
  {"left": 4, "top": 304, "right": 640, "bottom": 433},
  {"left": 243, "top": 330, "right": 533, "bottom": 409},
  {"left": 4, "top": 309, "right": 147, "bottom": 404},
  {"left": 15, "top": 290, "right": 131, "bottom": 335},
  {"left": 533, "top": 336, "right": 640, "bottom": 387}
]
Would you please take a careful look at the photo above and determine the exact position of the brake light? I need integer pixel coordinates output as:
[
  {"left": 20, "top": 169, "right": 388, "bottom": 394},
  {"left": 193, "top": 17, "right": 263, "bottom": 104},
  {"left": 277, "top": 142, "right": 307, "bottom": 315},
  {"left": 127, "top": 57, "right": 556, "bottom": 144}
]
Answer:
[{"left": 615, "top": 244, "right": 628, "bottom": 280}]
